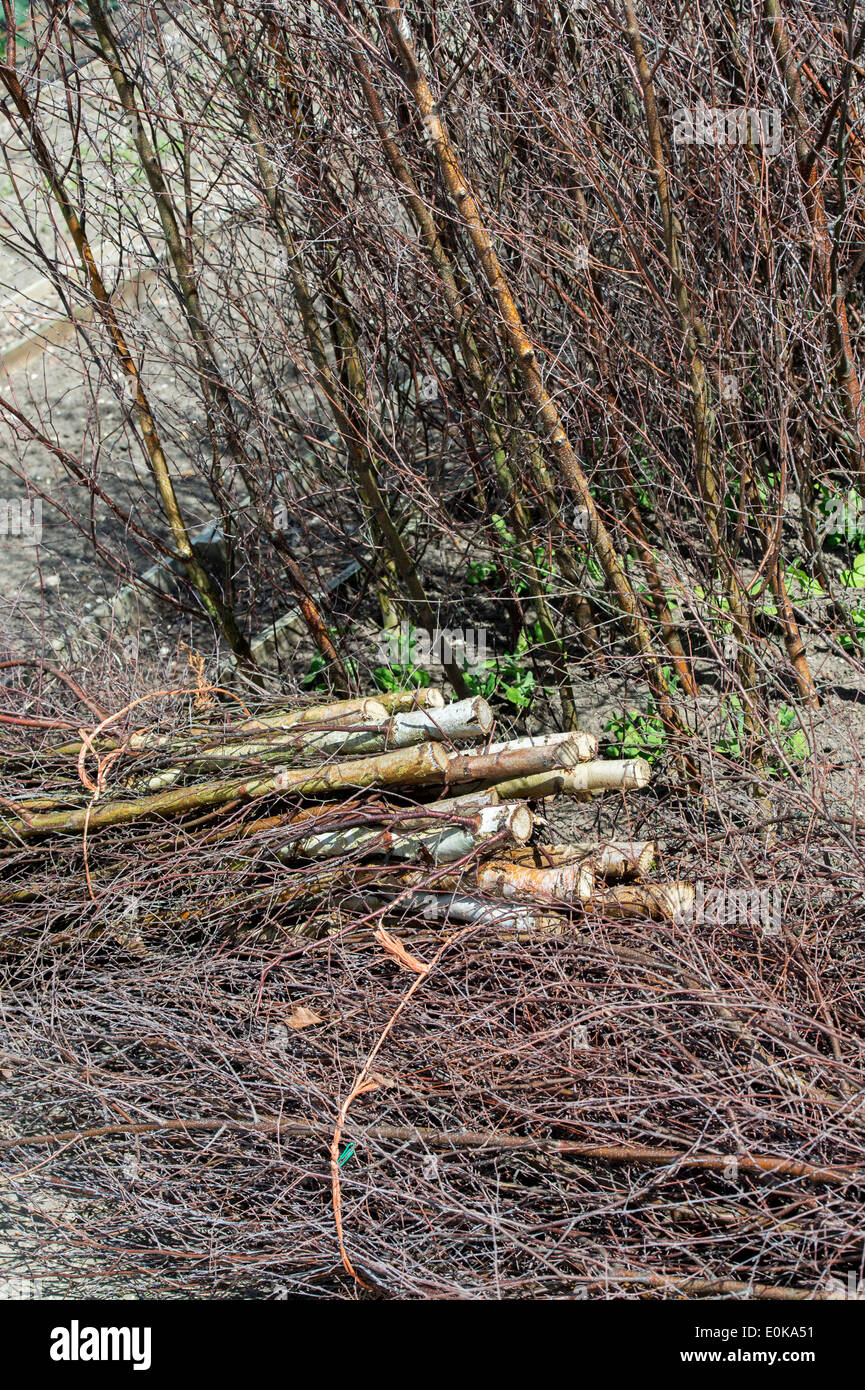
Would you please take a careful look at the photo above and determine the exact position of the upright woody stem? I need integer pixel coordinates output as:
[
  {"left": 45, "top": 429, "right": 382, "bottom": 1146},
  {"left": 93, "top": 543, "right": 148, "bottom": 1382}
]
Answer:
[{"left": 374, "top": 0, "right": 688, "bottom": 738}]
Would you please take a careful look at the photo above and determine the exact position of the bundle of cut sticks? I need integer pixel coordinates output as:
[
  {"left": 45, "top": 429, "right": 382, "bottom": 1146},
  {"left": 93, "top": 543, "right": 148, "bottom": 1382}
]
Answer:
[{"left": 1, "top": 687, "right": 693, "bottom": 939}]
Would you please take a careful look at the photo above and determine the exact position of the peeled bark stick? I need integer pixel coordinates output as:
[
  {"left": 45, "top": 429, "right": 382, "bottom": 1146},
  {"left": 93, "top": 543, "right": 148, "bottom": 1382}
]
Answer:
[
  {"left": 504, "top": 841, "right": 657, "bottom": 881},
  {"left": 490, "top": 758, "right": 652, "bottom": 800},
  {"left": 145, "top": 723, "right": 440, "bottom": 785},
  {"left": 284, "top": 802, "right": 533, "bottom": 865},
  {"left": 480, "top": 732, "right": 598, "bottom": 762},
  {"left": 446, "top": 735, "right": 585, "bottom": 785},
  {"left": 1, "top": 743, "right": 451, "bottom": 838},
  {"left": 263, "top": 739, "right": 446, "bottom": 796},
  {"left": 476, "top": 859, "right": 595, "bottom": 905},
  {"left": 588, "top": 881, "right": 695, "bottom": 923}
]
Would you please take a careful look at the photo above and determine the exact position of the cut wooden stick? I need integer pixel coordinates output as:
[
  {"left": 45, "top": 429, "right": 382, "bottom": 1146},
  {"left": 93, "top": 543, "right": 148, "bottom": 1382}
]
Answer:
[
  {"left": 475, "top": 859, "right": 595, "bottom": 904},
  {"left": 285, "top": 801, "right": 533, "bottom": 865},
  {"left": 239, "top": 698, "right": 389, "bottom": 733},
  {"left": 489, "top": 758, "right": 652, "bottom": 800},
  {"left": 480, "top": 731, "right": 598, "bottom": 761},
  {"left": 54, "top": 699, "right": 392, "bottom": 758},
  {"left": 373, "top": 688, "right": 446, "bottom": 713},
  {"left": 247, "top": 789, "right": 499, "bottom": 842},
  {"left": 398, "top": 788, "right": 500, "bottom": 826},
  {"left": 587, "top": 882, "right": 695, "bottom": 922},
  {"left": 199, "top": 697, "right": 493, "bottom": 764},
  {"left": 239, "top": 689, "right": 446, "bottom": 733},
  {"left": 576, "top": 841, "right": 656, "bottom": 879},
  {"left": 374, "top": 889, "right": 558, "bottom": 932},
  {"left": 566, "top": 759, "right": 653, "bottom": 793},
  {"left": 3, "top": 1112, "right": 856, "bottom": 1187},
  {"left": 386, "top": 695, "right": 494, "bottom": 744},
  {"left": 2, "top": 742, "right": 451, "bottom": 838},
  {"left": 446, "top": 735, "right": 586, "bottom": 784},
  {"left": 264, "top": 741, "right": 453, "bottom": 795},
  {"left": 503, "top": 841, "right": 657, "bottom": 881}
]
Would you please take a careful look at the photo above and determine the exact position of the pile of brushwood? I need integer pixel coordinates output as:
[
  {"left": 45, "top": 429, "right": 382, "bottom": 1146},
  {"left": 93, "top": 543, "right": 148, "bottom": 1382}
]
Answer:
[
  {"left": 1, "top": 679, "right": 863, "bottom": 1299},
  {"left": 2, "top": 687, "right": 691, "bottom": 931}
]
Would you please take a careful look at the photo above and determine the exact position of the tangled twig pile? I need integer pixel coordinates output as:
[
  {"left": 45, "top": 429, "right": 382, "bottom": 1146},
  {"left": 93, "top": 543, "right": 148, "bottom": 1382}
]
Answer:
[{"left": 1, "top": 679, "right": 863, "bottom": 1299}]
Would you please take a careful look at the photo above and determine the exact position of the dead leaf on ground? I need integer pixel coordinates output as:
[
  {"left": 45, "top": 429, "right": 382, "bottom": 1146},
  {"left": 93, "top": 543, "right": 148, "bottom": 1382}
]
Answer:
[{"left": 285, "top": 1005, "right": 324, "bottom": 1031}]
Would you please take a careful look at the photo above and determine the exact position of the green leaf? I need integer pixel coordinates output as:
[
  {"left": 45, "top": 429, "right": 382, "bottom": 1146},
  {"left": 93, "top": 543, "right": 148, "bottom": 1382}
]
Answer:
[
  {"left": 373, "top": 663, "right": 430, "bottom": 691},
  {"left": 604, "top": 707, "right": 667, "bottom": 765},
  {"left": 840, "top": 551, "right": 865, "bottom": 590}
]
